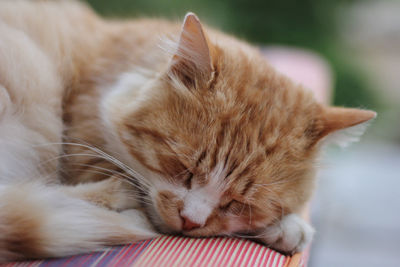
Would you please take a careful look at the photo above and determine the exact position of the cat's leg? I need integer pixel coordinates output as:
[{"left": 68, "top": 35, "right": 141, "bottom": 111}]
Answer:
[
  {"left": 60, "top": 176, "right": 152, "bottom": 234},
  {"left": 258, "top": 213, "right": 314, "bottom": 255},
  {"left": 0, "top": 182, "right": 158, "bottom": 262},
  {"left": 62, "top": 176, "right": 141, "bottom": 211}
]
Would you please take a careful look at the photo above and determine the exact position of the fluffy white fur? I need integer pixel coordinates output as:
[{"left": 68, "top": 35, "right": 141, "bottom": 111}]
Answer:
[
  {"left": 260, "top": 214, "right": 315, "bottom": 254},
  {"left": 0, "top": 21, "right": 63, "bottom": 184},
  {"left": 0, "top": 182, "right": 156, "bottom": 258},
  {"left": 0, "top": 14, "right": 159, "bottom": 262},
  {"left": 324, "top": 120, "right": 375, "bottom": 148}
]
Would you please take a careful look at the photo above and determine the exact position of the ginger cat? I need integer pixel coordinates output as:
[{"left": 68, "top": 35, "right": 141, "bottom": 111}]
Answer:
[{"left": 0, "top": 0, "right": 376, "bottom": 262}]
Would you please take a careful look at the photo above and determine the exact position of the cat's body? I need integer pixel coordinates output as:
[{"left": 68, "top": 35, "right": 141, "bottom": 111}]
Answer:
[{"left": 0, "top": 0, "right": 376, "bottom": 262}]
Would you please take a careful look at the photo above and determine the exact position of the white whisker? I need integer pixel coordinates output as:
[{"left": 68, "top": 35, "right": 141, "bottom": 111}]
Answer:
[
  {"left": 71, "top": 163, "right": 150, "bottom": 189},
  {"left": 35, "top": 142, "right": 152, "bottom": 188}
]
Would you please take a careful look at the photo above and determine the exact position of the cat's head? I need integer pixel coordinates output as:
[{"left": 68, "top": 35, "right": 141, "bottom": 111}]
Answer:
[{"left": 103, "top": 13, "right": 376, "bottom": 237}]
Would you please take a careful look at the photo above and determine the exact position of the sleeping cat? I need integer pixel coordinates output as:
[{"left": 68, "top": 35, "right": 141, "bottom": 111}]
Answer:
[{"left": 0, "top": 0, "right": 376, "bottom": 262}]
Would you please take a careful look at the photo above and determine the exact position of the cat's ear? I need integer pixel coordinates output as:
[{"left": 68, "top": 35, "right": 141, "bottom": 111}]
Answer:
[
  {"left": 169, "top": 12, "right": 214, "bottom": 88},
  {"left": 317, "top": 107, "right": 376, "bottom": 147}
]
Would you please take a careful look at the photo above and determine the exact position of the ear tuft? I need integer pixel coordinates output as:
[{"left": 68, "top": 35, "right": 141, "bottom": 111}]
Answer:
[
  {"left": 319, "top": 107, "right": 376, "bottom": 147},
  {"left": 323, "top": 120, "right": 373, "bottom": 147}
]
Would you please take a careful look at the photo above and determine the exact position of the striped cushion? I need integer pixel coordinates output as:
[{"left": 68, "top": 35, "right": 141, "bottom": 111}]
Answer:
[{"left": 4, "top": 236, "right": 308, "bottom": 267}]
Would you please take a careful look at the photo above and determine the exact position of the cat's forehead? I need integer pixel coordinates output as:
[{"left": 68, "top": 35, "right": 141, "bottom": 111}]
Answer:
[{"left": 128, "top": 78, "right": 319, "bottom": 171}]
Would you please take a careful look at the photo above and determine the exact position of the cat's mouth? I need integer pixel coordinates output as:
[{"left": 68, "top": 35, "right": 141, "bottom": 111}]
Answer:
[
  {"left": 139, "top": 192, "right": 206, "bottom": 236},
  {"left": 140, "top": 193, "right": 257, "bottom": 239},
  {"left": 141, "top": 202, "right": 225, "bottom": 237}
]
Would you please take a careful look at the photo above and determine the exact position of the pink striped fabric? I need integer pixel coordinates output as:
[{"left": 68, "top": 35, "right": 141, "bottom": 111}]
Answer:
[{"left": 3, "top": 236, "right": 308, "bottom": 267}]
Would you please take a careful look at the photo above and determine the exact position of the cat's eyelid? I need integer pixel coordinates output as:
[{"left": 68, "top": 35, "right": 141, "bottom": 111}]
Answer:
[
  {"left": 240, "top": 179, "right": 254, "bottom": 196},
  {"left": 220, "top": 199, "right": 241, "bottom": 210},
  {"left": 184, "top": 171, "right": 194, "bottom": 189},
  {"left": 220, "top": 200, "right": 233, "bottom": 210},
  {"left": 195, "top": 150, "right": 207, "bottom": 167}
]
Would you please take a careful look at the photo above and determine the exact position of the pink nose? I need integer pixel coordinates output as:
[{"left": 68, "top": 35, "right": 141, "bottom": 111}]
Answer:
[{"left": 181, "top": 215, "right": 201, "bottom": 231}]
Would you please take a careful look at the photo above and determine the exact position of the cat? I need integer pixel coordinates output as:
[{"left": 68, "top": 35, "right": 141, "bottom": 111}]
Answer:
[{"left": 0, "top": 0, "right": 376, "bottom": 262}]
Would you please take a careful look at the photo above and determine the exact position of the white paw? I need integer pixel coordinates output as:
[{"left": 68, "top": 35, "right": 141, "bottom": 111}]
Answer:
[
  {"left": 101, "top": 176, "right": 141, "bottom": 211},
  {"left": 121, "top": 209, "right": 160, "bottom": 238},
  {"left": 260, "top": 214, "right": 314, "bottom": 254}
]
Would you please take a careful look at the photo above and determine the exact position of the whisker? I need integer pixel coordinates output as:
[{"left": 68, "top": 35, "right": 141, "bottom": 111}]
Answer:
[
  {"left": 36, "top": 142, "right": 152, "bottom": 188},
  {"left": 254, "top": 177, "right": 301, "bottom": 188},
  {"left": 71, "top": 163, "right": 150, "bottom": 189},
  {"left": 33, "top": 141, "right": 157, "bottom": 206}
]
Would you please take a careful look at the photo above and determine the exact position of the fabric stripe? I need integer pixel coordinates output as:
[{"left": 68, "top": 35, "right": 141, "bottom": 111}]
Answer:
[
  {"left": 171, "top": 238, "right": 198, "bottom": 267},
  {"left": 214, "top": 238, "right": 236, "bottom": 265},
  {"left": 247, "top": 242, "right": 262, "bottom": 267},
  {"left": 220, "top": 238, "right": 243, "bottom": 266},
  {"left": 228, "top": 239, "right": 248, "bottom": 266},
  {"left": 165, "top": 237, "right": 191, "bottom": 266},
  {"left": 188, "top": 238, "right": 213, "bottom": 266},
  {"left": 226, "top": 238, "right": 247, "bottom": 266},
  {"left": 239, "top": 240, "right": 255, "bottom": 267},
  {"left": 178, "top": 238, "right": 207, "bottom": 266},
  {"left": 236, "top": 239, "right": 253, "bottom": 266},
  {"left": 202, "top": 237, "right": 229, "bottom": 266},
  {"left": 151, "top": 236, "right": 180, "bottom": 266},
  {"left": 278, "top": 254, "right": 287, "bottom": 267},
  {"left": 126, "top": 239, "right": 152, "bottom": 265},
  {"left": 258, "top": 245, "right": 272, "bottom": 267},
  {"left": 137, "top": 235, "right": 172, "bottom": 266},
  {"left": 96, "top": 247, "right": 127, "bottom": 267},
  {"left": 197, "top": 237, "right": 219, "bottom": 267},
  {"left": 107, "top": 240, "right": 150, "bottom": 266},
  {"left": 208, "top": 237, "right": 233, "bottom": 266},
  {"left": 3, "top": 237, "right": 302, "bottom": 267},
  {"left": 89, "top": 249, "right": 116, "bottom": 267},
  {"left": 270, "top": 252, "right": 279, "bottom": 267},
  {"left": 106, "top": 243, "right": 133, "bottom": 265},
  {"left": 129, "top": 238, "right": 161, "bottom": 266},
  {"left": 160, "top": 236, "right": 186, "bottom": 266}
]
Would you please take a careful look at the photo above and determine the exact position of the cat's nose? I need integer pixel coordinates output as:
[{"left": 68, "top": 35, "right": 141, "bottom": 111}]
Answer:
[{"left": 181, "top": 215, "right": 201, "bottom": 231}]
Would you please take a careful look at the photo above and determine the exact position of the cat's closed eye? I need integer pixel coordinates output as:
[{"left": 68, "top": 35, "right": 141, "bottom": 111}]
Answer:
[
  {"left": 220, "top": 200, "right": 233, "bottom": 211},
  {"left": 220, "top": 200, "right": 245, "bottom": 214},
  {"left": 184, "top": 172, "right": 194, "bottom": 189}
]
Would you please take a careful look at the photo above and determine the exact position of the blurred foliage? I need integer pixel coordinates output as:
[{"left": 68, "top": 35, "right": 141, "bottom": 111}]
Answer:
[{"left": 84, "top": 0, "right": 379, "bottom": 110}]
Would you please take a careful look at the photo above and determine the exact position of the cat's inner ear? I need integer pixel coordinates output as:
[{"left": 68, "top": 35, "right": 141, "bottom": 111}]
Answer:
[
  {"left": 169, "top": 12, "right": 214, "bottom": 87},
  {"left": 317, "top": 107, "right": 377, "bottom": 147}
]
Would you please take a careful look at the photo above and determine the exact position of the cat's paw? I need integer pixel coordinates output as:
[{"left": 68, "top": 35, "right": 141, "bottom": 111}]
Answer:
[
  {"left": 121, "top": 209, "right": 160, "bottom": 237},
  {"left": 102, "top": 175, "right": 148, "bottom": 211},
  {"left": 67, "top": 176, "right": 141, "bottom": 211},
  {"left": 100, "top": 176, "right": 141, "bottom": 211},
  {"left": 259, "top": 214, "right": 314, "bottom": 255}
]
